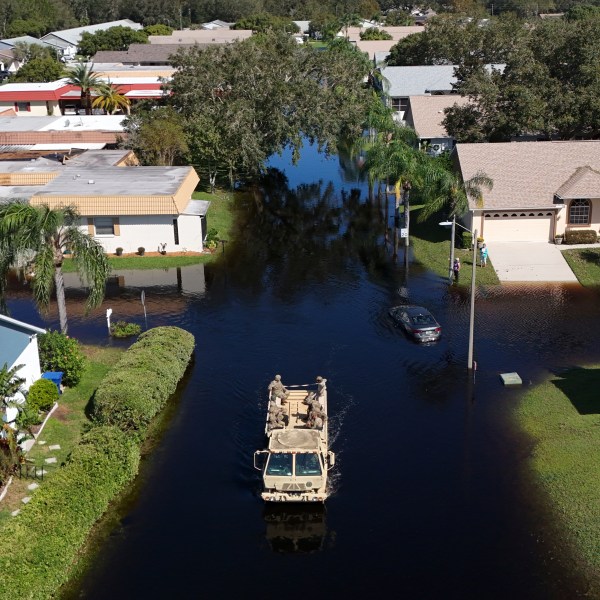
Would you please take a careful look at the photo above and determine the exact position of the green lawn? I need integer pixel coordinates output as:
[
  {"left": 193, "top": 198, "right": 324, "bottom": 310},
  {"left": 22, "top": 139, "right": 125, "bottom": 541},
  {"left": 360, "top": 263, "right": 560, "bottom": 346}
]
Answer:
[
  {"left": 410, "top": 206, "right": 500, "bottom": 286},
  {"left": 562, "top": 248, "right": 600, "bottom": 287},
  {"left": 514, "top": 366, "right": 600, "bottom": 583},
  {"left": 0, "top": 345, "right": 125, "bottom": 520}
]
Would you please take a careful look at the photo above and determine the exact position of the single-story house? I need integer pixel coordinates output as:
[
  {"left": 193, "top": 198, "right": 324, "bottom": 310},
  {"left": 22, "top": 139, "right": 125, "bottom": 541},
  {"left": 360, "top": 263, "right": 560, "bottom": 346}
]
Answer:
[
  {"left": 148, "top": 29, "right": 253, "bottom": 45},
  {"left": 0, "top": 314, "right": 46, "bottom": 426},
  {"left": 404, "top": 95, "right": 470, "bottom": 155},
  {"left": 455, "top": 140, "right": 600, "bottom": 242},
  {"left": 40, "top": 20, "right": 143, "bottom": 58},
  {"left": 92, "top": 44, "right": 197, "bottom": 66},
  {"left": 355, "top": 40, "right": 398, "bottom": 62},
  {"left": 338, "top": 26, "right": 422, "bottom": 43},
  {"left": 27, "top": 165, "right": 207, "bottom": 253}
]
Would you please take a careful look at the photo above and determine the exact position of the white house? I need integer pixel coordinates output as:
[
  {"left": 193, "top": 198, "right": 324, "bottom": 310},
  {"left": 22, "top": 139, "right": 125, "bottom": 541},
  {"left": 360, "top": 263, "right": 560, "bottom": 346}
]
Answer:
[{"left": 0, "top": 315, "right": 46, "bottom": 427}]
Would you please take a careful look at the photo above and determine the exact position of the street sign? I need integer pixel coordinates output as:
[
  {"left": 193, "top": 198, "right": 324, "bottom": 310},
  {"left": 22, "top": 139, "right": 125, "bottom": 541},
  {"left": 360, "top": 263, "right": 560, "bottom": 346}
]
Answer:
[{"left": 400, "top": 228, "right": 408, "bottom": 238}]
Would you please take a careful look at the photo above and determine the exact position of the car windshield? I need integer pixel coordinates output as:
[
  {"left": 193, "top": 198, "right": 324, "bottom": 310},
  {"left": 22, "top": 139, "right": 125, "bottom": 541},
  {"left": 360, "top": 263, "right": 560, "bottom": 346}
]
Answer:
[
  {"left": 411, "top": 314, "right": 436, "bottom": 326},
  {"left": 266, "top": 453, "right": 293, "bottom": 476},
  {"left": 295, "top": 453, "right": 322, "bottom": 476}
]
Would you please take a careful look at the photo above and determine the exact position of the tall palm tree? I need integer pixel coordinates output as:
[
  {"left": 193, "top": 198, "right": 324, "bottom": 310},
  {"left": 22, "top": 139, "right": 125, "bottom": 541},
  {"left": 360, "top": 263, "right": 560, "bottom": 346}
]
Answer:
[
  {"left": 64, "top": 62, "right": 103, "bottom": 115},
  {"left": 92, "top": 81, "right": 131, "bottom": 115},
  {"left": 0, "top": 202, "right": 110, "bottom": 334}
]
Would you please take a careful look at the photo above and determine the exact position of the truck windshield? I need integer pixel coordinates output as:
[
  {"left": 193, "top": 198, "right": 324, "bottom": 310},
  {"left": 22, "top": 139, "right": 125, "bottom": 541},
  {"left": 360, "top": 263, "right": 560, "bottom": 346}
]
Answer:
[
  {"left": 266, "top": 453, "right": 293, "bottom": 476},
  {"left": 295, "top": 453, "right": 322, "bottom": 476}
]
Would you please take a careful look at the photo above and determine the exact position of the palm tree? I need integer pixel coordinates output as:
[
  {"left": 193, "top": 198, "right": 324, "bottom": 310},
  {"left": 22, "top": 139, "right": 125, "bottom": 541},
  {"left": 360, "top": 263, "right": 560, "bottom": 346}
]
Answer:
[
  {"left": 92, "top": 81, "right": 131, "bottom": 115},
  {"left": 0, "top": 363, "right": 25, "bottom": 408},
  {"left": 64, "top": 62, "right": 103, "bottom": 115},
  {"left": 0, "top": 202, "right": 110, "bottom": 334}
]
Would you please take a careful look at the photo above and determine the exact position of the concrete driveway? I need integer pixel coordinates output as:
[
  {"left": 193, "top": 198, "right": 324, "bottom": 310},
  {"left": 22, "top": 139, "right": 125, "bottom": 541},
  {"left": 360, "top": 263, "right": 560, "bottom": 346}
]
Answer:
[{"left": 485, "top": 241, "right": 578, "bottom": 282}]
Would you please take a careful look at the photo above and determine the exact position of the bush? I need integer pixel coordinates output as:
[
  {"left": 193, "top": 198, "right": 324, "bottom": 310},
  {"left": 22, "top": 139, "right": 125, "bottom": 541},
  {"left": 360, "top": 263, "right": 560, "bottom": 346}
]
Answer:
[
  {"left": 0, "top": 426, "right": 139, "bottom": 599},
  {"left": 0, "top": 425, "right": 21, "bottom": 487},
  {"left": 92, "top": 326, "right": 194, "bottom": 435},
  {"left": 462, "top": 231, "right": 473, "bottom": 248},
  {"left": 110, "top": 320, "right": 142, "bottom": 338},
  {"left": 564, "top": 229, "right": 598, "bottom": 244},
  {"left": 38, "top": 331, "right": 85, "bottom": 387},
  {"left": 27, "top": 377, "right": 58, "bottom": 412}
]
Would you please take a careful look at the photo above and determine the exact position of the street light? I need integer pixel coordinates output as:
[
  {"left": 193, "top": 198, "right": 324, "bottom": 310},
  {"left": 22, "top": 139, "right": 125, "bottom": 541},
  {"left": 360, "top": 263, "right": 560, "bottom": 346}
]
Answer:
[{"left": 439, "top": 216, "right": 478, "bottom": 372}]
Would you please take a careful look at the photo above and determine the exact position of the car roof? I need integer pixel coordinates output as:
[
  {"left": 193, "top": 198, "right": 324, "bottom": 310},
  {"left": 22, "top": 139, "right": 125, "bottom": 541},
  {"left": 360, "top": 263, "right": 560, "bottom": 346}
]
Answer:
[{"left": 392, "top": 305, "right": 432, "bottom": 315}]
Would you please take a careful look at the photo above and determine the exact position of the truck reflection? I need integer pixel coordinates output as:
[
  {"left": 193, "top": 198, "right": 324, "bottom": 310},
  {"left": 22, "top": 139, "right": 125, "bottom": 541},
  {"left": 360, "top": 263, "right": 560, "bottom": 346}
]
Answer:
[{"left": 263, "top": 505, "right": 331, "bottom": 553}]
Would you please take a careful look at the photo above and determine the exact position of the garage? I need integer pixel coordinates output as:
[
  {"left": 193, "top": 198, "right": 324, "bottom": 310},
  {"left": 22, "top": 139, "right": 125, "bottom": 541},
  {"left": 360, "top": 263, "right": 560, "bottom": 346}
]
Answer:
[{"left": 482, "top": 211, "right": 554, "bottom": 242}]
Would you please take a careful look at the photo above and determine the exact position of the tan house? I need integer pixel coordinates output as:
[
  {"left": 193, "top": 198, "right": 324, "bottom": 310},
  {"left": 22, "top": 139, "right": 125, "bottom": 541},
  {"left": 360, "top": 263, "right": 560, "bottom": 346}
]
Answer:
[{"left": 455, "top": 140, "right": 600, "bottom": 242}]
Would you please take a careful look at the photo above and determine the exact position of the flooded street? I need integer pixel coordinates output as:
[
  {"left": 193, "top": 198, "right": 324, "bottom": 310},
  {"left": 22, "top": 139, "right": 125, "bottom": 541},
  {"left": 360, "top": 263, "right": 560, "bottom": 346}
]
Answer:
[{"left": 6, "top": 144, "right": 600, "bottom": 599}]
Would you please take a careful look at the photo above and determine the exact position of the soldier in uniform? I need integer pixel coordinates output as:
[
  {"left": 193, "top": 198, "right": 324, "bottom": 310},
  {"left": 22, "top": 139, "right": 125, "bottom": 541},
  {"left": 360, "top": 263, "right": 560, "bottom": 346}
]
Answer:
[
  {"left": 268, "top": 374, "right": 290, "bottom": 406},
  {"left": 267, "top": 402, "right": 285, "bottom": 430},
  {"left": 316, "top": 376, "right": 327, "bottom": 400}
]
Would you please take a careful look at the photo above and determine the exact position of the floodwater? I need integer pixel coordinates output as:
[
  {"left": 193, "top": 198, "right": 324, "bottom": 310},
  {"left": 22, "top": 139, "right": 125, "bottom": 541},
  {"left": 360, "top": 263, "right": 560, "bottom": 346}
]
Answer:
[{"left": 6, "top": 144, "right": 600, "bottom": 599}]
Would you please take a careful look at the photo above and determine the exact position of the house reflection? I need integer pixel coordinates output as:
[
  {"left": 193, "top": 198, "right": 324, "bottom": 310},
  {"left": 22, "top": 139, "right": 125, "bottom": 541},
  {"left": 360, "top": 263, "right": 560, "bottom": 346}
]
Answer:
[{"left": 263, "top": 505, "right": 331, "bottom": 554}]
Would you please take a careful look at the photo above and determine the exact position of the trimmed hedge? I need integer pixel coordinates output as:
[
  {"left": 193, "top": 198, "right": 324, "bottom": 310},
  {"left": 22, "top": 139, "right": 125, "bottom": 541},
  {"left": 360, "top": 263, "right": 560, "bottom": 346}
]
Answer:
[
  {"left": 27, "top": 377, "right": 59, "bottom": 413},
  {"left": 564, "top": 229, "right": 598, "bottom": 244},
  {"left": 91, "top": 326, "right": 195, "bottom": 434},
  {"left": 0, "top": 426, "right": 139, "bottom": 599}
]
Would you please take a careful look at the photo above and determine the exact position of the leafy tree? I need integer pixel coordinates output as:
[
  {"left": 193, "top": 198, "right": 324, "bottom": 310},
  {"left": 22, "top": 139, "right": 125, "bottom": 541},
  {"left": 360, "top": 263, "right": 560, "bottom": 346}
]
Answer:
[
  {"left": 385, "top": 10, "right": 415, "bottom": 26},
  {"left": 233, "top": 13, "right": 300, "bottom": 32},
  {"left": 78, "top": 26, "right": 149, "bottom": 57},
  {"left": 11, "top": 55, "right": 64, "bottom": 83},
  {"left": 143, "top": 23, "right": 174, "bottom": 35},
  {"left": 92, "top": 82, "right": 131, "bottom": 114},
  {"left": 122, "top": 105, "right": 189, "bottom": 166},
  {"left": 0, "top": 363, "right": 25, "bottom": 408},
  {"left": 64, "top": 62, "right": 103, "bottom": 115},
  {"left": 360, "top": 26, "right": 393, "bottom": 40},
  {"left": 0, "top": 203, "right": 110, "bottom": 334},
  {"left": 167, "top": 31, "right": 372, "bottom": 185},
  {"left": 308, "top": 14, "right": 339, "bottom": 40},
  {"left": 11, "top": 41, "right": 58, "bottom": 63},
  {"left": 6, "top": 18, "right": 46, "bottom": 37}
]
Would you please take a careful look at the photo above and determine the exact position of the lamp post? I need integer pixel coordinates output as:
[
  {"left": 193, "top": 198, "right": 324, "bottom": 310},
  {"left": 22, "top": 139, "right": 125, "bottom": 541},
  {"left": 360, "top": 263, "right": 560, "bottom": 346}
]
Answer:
[{"left": 439, "top": 215, "right": 472, "bottom": 283}]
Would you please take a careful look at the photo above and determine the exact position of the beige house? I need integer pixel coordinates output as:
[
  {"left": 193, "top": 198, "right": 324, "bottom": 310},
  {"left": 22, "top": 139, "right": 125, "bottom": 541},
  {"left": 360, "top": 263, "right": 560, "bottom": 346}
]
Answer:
[{"left": 455, "top": 140, "right": 600, "bottom": 242}]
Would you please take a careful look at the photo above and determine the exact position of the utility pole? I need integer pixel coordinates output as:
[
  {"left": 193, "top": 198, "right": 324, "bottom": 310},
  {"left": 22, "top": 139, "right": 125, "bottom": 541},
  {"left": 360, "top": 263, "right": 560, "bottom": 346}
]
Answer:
[
  {"left": 403, "top": 181, "right": 411, "bottom": 271},
  {"left": 449, "top": 214, "right": 456, "bottom": 283},
  {"left": 467, "top": 228, "right": 477, "bottom": 371}
]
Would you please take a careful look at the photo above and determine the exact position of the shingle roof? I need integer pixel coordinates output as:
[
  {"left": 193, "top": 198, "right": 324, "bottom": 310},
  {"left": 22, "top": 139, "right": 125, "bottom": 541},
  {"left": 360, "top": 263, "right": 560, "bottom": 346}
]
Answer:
[
  {"left": 92, "top": 44, "right": 197, "bottom": 64},
  {"left": 407, "top": 95, "right": 470, "bottom": 138},
  {"left": 455, "top": 141, "right": 600, "bottom": 210},
  {"left": 555, "top": 166, "right": 600, "bottom": 200},
  {"left": 42, "top": 20, "right": 143, "bottom": 46}
]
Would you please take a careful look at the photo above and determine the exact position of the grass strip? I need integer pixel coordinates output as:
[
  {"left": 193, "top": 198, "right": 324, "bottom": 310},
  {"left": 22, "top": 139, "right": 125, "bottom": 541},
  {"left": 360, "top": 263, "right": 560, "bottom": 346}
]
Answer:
[
  {"left": 513, "top": 366, "right": 600, "bottom": 580},
  {"left": 561, "top": 248, "right": 600, "bottom": 287}
]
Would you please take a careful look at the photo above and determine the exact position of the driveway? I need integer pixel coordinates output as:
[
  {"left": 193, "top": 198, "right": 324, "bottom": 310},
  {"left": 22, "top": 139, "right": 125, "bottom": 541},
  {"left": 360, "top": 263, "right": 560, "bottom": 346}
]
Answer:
[{"left": 485, "top": 241, "right": 578, "bottom": 282}]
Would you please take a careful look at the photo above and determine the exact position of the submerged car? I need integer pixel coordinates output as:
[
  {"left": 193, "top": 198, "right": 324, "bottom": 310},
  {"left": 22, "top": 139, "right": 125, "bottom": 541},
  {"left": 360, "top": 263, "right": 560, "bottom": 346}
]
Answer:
[{"left": 389, "top": 305, "right": 441, "bottom": 343}]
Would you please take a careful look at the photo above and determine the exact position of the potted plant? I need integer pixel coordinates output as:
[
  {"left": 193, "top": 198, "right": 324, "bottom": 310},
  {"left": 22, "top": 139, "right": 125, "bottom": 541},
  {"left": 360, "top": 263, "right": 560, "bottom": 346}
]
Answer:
[
  {"left": 115, "top": 247, "right": 123, "bottom": 256},
  {"left": 476, "top": 236, "right": 485, "bottom": 249},
  {"left": 138, "top": 247, "right": 145, "bottom": 256},
  {"left": 554, "top": 234, "right": 564, "bottom": 245}
]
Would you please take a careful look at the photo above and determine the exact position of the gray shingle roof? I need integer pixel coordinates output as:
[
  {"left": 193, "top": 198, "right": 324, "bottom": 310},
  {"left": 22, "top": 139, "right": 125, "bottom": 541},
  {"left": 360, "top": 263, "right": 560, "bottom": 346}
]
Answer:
[
  {"left": 455, "top": 140, "right": 600, "bottom": 210},
  {"left": 93, "top": 44, "right": 198, "bottom": 65}
]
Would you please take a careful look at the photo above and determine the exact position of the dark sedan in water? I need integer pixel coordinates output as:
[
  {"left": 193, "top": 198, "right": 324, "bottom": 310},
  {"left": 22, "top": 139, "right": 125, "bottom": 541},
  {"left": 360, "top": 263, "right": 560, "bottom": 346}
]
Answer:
[{"left": 389, "top": 305, "right": 442, "bottom": 343}]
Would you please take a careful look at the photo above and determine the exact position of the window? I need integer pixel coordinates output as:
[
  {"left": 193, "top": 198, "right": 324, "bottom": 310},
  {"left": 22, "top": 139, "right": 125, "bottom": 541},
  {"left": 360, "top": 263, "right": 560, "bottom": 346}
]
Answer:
[
  {"left": 94, "top": 217, "right": 115, "bottom": 235},
  {"left": 568, "top": 199, "right": 590, "bottom": 225},
  {"left": 390, "top": 97, "right": 408, "bottom": 113},
  {"left": 265, "top": 453, "right": 293, "bottom": 476},
  {"left": 295, "top": 453, "right": 322, "bottom": 476},
  {"left": 172, "top": 218, "right": 180, "bottom": 245},
  {"left": 14, "top": 102, "right": 30, "bottom": 112}
]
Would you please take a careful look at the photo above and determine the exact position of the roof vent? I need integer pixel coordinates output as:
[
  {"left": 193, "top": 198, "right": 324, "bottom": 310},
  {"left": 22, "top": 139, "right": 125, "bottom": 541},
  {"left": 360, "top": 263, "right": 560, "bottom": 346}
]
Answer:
[{"left": 88, "top": 179, "right": 95, "bottom": 184}]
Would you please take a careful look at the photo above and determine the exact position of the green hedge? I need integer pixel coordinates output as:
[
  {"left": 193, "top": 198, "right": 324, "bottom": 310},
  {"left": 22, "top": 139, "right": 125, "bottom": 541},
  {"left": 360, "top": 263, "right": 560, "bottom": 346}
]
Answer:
[
  {"left": 564, "top": 229, "right": 598, "bottom": 244},
  {"left": 27, "top": 378, "right": 59, "bottom": 413},
  {"left": 92, "top": 326, "right": 195, "bottom": 434},
  {"left": 0, "top": 426, "right": 139, "bottom": 599}
]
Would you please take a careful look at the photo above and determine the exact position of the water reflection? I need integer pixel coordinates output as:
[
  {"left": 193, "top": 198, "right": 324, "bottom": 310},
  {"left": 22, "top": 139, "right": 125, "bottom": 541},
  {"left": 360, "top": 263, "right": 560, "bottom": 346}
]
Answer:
[{"left": 263, "top": 505, "right": 332, "bottom": 554}]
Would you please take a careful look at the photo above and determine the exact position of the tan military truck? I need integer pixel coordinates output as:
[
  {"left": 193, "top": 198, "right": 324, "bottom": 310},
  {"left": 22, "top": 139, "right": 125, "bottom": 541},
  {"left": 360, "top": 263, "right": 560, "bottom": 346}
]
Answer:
[{"left": 254, "top": 381, "right": 335, "bottom": 502}]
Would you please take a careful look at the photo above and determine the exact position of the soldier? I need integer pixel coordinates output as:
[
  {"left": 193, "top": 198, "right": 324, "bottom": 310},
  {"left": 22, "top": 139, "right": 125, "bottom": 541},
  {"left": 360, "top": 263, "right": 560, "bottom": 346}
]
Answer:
[
  {"left": 267, "top": 402, "right": 285, "bottom": 430},
  {"left": 268, "top": 374, "right": 290, "bottom": 406},
  {"left": 316, "top": 376, "right": 327, "bottom": 400}
]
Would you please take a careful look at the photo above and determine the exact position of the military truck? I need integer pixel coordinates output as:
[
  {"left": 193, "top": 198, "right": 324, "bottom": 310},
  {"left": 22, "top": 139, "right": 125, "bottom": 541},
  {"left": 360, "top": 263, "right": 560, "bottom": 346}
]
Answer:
[{"left": 254, "top": 382, "right": 335, "bottom": 502}]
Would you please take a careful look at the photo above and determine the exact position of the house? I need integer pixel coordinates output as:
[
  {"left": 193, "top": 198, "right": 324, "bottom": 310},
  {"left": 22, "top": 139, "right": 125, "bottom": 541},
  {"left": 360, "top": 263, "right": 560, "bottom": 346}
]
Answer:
[
  {"left": 26, "top": 165, "right": 207, "bottom": 253},
  {"left": 148, "top": 29, "right": 253, "bottom": 45},
  {"left": 454, "top": 140, "right": 600, "bottom": 242},
  {"left": 355, "top": 40, "right": 398, "bottom": 62},
  {"left": 380, "top": 64, "right": 503, "bottom": 120},
  {"left": 0, "top": 314, "right": 46, "bottom": 401},
  {"left": 338, "top": 26, "right": 423, "bottom": 43},
  {"left": 40, "top": 20, "right": 143, "bottom": 58},
  {"left": 92, "top": 44, "right": 196, "bottom": 66},
  {"left": 404, "top": 95, "right": 470, "bottom": 155}
]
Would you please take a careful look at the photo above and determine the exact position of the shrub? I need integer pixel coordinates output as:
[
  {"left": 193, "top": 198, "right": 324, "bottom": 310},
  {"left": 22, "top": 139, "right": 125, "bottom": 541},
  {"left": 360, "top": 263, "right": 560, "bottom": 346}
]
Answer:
[
  {"left": 27, "top": 377, "right": 59, "bottom": 412},
  {"left": 0, "top": 425, "right": 21, "bottom": 487},
  {"left": 38, "top": 331, "right": 85, "bottom": 387},
  {"left": 92, "top": 326, "right": 194, "bottom": 434},
  {"left": 110, "top": 320, "right": 142, "bottom": 338},
  {"left": 564, "top": 229, "right": 598, "bottom": 244},
  {"left": 0, "top": 426, "right": 139, "bottom": 599},
  {"left": 462, "top": 231, "right": 473, "bottom": 248}
]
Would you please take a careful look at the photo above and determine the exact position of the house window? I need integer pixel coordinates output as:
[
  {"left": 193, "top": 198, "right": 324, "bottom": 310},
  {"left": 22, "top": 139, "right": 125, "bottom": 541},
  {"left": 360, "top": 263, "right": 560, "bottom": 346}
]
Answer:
[
  {"left": 14, "top": 102, "right": 31, "bottom": 112},
  {"left": 172, "top": 218, "right": 180, "bottom": 245},
  {"left": 568, "top": 199, "right": 590, "bottom": 225},
  {"left": 94, "top": 217, "right": 115, "bottom": 235},
  {"left": 390, "top": 97, "right": 408, "bottom": 113}
]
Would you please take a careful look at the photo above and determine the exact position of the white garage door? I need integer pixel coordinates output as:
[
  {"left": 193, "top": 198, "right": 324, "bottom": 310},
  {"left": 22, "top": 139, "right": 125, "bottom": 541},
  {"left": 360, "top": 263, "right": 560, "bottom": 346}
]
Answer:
[{"left": 482, "top": 212, "right": 553, "bottom": 242}]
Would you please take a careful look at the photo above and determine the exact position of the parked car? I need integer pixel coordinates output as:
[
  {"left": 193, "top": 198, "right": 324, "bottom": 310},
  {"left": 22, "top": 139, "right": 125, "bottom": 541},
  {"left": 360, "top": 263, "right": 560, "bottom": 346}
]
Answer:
[{"left": 389, "top": 305, "right": 441, "bottom": 343}]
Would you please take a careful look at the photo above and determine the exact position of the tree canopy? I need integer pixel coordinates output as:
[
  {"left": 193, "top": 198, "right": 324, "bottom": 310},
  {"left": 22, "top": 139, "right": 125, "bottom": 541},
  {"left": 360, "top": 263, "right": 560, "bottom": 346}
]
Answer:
[{"left": 78, "top": 26, "right": 149, "bottom": 56}]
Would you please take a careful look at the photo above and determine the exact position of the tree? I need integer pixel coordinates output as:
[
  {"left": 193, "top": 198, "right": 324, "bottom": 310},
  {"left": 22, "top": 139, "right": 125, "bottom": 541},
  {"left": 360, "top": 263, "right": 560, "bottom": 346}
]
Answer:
[
  {"left": 11, "top": 56, "right": 64, "bottom": 83},
  {"left": 122, "top": 105, "right": 189, "bottom": 166},
  {"left": 143, "top": 23, "right": 173, "bottom": 36},
  {"left": 78, "top": 26, "right": 149, "bottom": 57},
  {"left": 0, "top": 203, "right": 110, "bottom": 334},
  {"left": 0, "top": 363, "right": 25, "bottom": 408},
  {"left": 92, "top": 82, "right": 131, "bottom": 114},
  {"left": 360, "top": 27, "right": 393, "bottom": 40},
  {"left": 64, "top": 62, "right": 103, "bottom": 115},
  {"left": 385, "top": 10, "right": 415, "bottom": 26},
  {"left": 233, "top": 13, "right": 300, "bottom": 33}
]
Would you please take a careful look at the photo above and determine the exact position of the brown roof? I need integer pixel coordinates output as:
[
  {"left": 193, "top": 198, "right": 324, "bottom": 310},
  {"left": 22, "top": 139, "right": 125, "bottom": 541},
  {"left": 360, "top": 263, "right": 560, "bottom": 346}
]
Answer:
[
  {"left": 93, "top": 44, "right": 198, "bottom": 64},
  {"left": 407, "top": 95, "right": 470, "bottom": 139},
  {"left": 555, "top": 166, "right": 600, "bottom": 200},
  {"left": 342, "top": 26, "right": 423, "bottom": 42},
  {"left": 455, "top": 140, "right": 600, "bottom": 210},
  {"left": 354, "top": 40, "right": 397, "bottom": 60}
]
